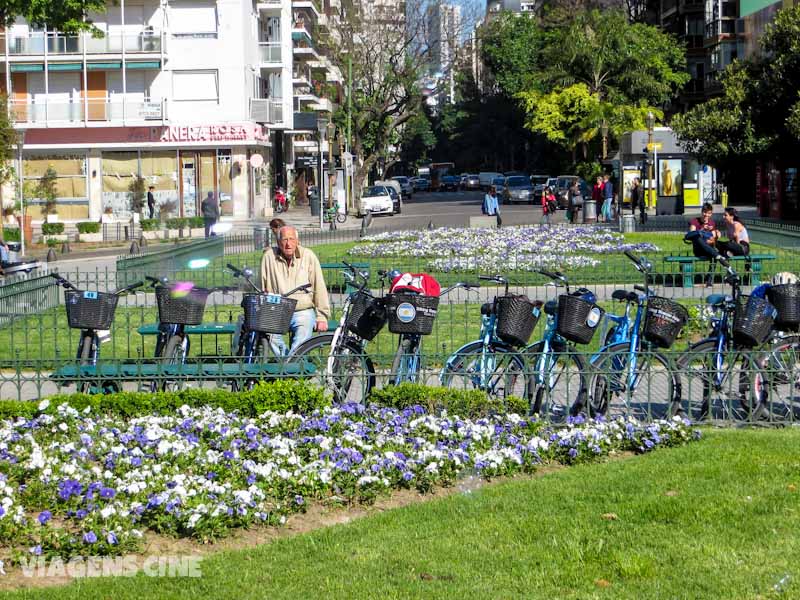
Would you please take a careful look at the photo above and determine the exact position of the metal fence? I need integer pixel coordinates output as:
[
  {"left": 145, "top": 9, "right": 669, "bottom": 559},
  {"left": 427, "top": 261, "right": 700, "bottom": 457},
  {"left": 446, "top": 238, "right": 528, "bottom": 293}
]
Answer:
[
  {"left": 0, "top": 267, "right": 59, "bottom": 327},
  {"left": 116, "top": 237, "right": 225, "bottom": 285}
]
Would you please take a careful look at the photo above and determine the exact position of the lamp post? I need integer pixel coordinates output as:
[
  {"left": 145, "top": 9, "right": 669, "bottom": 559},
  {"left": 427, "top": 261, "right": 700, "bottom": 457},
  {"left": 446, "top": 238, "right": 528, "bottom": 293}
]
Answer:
[
  {"left": 316, "top": 114, "right": 328, "bottom": 230},
  {"left": 16, "top": 129, "right": 26, "bottom": 257},
  {"left": 645, "top": 111, "right": 655, "bottom": 211},
  {"left": 600, "top": 119, "right": 608, "bottom": 161},
  {"left": 326, "top": 121, "right": 336, "bottom": 218}
]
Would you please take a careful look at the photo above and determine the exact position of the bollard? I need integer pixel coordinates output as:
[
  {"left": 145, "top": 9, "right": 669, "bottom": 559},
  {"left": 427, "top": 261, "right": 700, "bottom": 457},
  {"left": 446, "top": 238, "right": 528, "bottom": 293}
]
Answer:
[
  {"left": 129, "top": 240, "right": 140, "bottom": 254},
  {"left": 428, "top": 220, "right": 434, "bottom": 230},
  {"left": 60, "top": 241, "right": 71, "bottom": 254},
  {"left": 46, "top": 248, "right": 57, "bottom": 262},
  {"left": 138, "top": 232, "right": 147, "bottom": 247}
]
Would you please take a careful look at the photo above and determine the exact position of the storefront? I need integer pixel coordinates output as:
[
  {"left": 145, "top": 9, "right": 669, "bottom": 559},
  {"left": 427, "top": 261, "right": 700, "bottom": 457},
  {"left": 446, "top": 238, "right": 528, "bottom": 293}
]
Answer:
[
  {"left": 10, "top": 122, "right": 273, "bottom": 222},
  {"left": 755, "top": 161, "right": 799, "bottom": 219}
]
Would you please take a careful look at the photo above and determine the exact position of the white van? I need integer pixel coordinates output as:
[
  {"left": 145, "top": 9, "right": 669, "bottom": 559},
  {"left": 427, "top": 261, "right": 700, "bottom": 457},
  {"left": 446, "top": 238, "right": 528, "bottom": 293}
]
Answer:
[{"left": 478, "top": 172, "right": 504, "bottom": 190}]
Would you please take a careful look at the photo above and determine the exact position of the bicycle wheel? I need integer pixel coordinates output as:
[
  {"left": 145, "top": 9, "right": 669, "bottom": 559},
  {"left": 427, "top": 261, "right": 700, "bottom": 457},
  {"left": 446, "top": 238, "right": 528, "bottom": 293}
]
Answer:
[
  {"left": 291, "top": 333, "right": 375, "bottom": 404},
  {"left": 161, "top": 335, "right": 186, "bottom": 392},
  {"left": 440, "top": 341, "right": 528, "bottom": 400},
  {"left": 337, "top": 212, "right": 347, "bottom": 223},
  {"left": 230, "top": 336, "right": 272, "bottom": 392},
  {"left": 527, "top": 341, "right": 588, "bottom": 422},
  {"left": 752, "top": 334, "right": 800, "bottom": 420},
  {"left": 674, "top": 340, "right": 764, "bottom": 422},
  {"left": 590, "top": 342, "right": 677, "bottom": 420},
  {"left": 77, "top": 335, "right": 94, "bottom": 394}
]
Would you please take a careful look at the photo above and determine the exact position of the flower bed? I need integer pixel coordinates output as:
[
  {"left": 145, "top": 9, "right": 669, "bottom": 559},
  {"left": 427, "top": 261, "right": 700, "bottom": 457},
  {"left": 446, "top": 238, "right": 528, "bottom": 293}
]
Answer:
[
  {"left": 349, "top": 226, "right": 659, "bottom": 272},
  {"left": 0, "top": 402, "right": 698, "bottom": 565}
]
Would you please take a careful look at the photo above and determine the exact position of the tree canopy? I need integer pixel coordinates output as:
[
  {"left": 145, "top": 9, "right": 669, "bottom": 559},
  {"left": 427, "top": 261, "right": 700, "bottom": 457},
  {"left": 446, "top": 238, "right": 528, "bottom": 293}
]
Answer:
[{"left": 0, "top": 0, "right": 108, "bottom": 34}]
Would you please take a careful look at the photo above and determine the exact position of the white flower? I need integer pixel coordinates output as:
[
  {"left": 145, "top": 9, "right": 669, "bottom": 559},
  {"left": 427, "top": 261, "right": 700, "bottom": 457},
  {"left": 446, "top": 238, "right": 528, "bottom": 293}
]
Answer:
[{"left": 38, "top": 400, "right": 50, "bottom": 411}]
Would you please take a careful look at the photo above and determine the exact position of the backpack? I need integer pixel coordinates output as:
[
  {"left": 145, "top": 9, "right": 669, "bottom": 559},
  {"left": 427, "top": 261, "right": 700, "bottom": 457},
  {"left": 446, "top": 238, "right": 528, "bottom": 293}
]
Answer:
[{"left": 546, "top": 198, "right": 557, "bottom": 214}]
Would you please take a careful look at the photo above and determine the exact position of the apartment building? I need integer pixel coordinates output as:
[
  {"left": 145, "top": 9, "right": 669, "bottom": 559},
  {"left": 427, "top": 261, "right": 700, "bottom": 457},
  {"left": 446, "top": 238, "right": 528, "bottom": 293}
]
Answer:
[
  {"left": 426, "top": 2, "right": 461, "bottom": 107},
  {"left": 1, "top": 0, "right": 338, "bottom": 223}
]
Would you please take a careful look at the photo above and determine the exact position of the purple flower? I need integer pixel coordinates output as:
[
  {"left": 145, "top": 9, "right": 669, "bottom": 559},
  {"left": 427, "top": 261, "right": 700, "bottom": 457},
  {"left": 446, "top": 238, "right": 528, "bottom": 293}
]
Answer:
[
  {"left": 83, "top": 531, "right": 97, "bottom": 544},
  {"left": 294, "top": 495, "right": 304, "bottom": 506},
  {"left": 37, "top": 510, "right": 52, "bottom": 525},
  {"left": 30, "top": 545, "right": 42, "bottom": 555},
  {"left": 99, "top": 487, "right": 116, "bottom": 500},
  {"left": 107, "top": 532, "right": 118, "bottom": 545},
  {"left": 0, "top": 506, "right": 5, "bottom": 518},
  {"left": 568, "top": 448, "right": 578, "bottom": 458}
]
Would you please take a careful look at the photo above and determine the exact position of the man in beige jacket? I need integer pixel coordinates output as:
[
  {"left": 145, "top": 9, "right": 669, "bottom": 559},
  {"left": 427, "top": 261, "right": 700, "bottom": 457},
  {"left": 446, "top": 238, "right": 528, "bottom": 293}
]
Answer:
[{"left": 261, "top": 225, "right": 330, "bottom": 355}]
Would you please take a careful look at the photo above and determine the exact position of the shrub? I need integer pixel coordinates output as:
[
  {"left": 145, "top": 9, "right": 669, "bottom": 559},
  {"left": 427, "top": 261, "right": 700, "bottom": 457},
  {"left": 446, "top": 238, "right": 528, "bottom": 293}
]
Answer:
[
  {"left": 46, "top": 238, "right": 60, "bottom": 247},
  {"left": 368, "top": 383, "right": 529, "bottom": 418},
  {"left": 188, "top": 216, "right": 205, "bottom": 228},
  {"left": 140, "top": 218, "right": 160, "bottom": 231},
  {"left": 159, "top": 199, "right": 177, "bottom": 220},
  {"left": 0, "top": 379, "right": 329, "bottom": 421},
  {"left": 41, "top": 222, "right": 64, "bottom": 235},
  {"left": 166, "top": 217, "right": 188, "bottom": 230},
  {"left": 128, "top": 175, "right": 146, "bottom": 213},
  {"left": 3, "top": 227, "right": 20, "bottom": 242},
  {"left": 35, "top": 166, "right": 59, "bottom": 216},
  {"left": 76, "top": 221, "right": 101, "bottom": 234}
]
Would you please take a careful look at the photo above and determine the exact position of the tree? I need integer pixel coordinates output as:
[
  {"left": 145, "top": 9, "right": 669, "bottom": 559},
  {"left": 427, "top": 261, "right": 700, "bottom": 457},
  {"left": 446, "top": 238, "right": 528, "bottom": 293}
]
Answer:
[
  {"left": 128, "top": 175, "right": 147, "bottom": 216},
  {"left": 35, "top": 167, "right": 59, "bottom": 218},
  {"left": 0, "top": 96, "right": 17, "bottom": 189},
  {"left": 0, "top": 0, "right": 108, "bottom": 34},
  {"left": 481, "top": 13, "right": 544, "bottom": 97}
]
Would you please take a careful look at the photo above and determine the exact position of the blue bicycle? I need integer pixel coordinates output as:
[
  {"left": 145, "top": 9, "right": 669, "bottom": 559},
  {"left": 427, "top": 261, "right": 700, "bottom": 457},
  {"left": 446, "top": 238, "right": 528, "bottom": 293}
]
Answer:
[
  {"left": 586, "top": 252, "right": 685, "bottom": 420},
  {"left": 439, "top": 275, "right": 531, "bottom": 400}
]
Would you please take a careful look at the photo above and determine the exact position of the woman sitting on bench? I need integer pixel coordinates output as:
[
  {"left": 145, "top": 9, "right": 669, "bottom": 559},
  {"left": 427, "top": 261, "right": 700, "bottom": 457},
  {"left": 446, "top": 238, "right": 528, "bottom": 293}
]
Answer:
[{"left": 717, "top": 207, "right": 750, "bottom": 257}]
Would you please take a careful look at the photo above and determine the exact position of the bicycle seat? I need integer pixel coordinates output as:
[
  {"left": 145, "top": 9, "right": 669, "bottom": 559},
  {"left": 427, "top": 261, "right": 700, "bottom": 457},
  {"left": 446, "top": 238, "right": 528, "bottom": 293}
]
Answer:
[
  {"left": 481, "top": 302, "right": 493, "bottom": 316},
  {"left": 544, "top": 300, "right": 558, "bottom": 316},
  {"left": 612, "top": 289, "right": 639, "bottom": 303},
  {"left": 706, "top": 294, "right": 729, "bottom": 307}
]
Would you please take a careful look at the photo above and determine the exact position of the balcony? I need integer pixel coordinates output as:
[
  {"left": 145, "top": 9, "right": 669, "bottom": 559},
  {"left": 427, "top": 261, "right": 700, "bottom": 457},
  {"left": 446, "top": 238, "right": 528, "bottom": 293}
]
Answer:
[
  {"left": 257, "top": 0, "right": 283, "bottom": 13},
  {"left": 259, "top": 42, "right": 283, "bottom": 66},
  {"left": 249, "top": 98, "right": 284, "bottom": 124},
  {"left": 8, "top": 97, "right": 166, "bottom": 126},
  {"left": 3, "top": 31, "right": 164, "bottom": 56},
  {"left": 292, "top": 69, "right": 312, "bottom": 87}
]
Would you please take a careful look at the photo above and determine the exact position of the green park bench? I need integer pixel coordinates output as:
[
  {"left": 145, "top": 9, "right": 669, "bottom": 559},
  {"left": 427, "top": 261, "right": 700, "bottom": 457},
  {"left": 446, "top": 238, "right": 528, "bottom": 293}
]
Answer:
[
  {"left": 320, "top": 261, "right": 370, "bottom": 293},
  {"left": 663, "top": 253, "right": 776, "bottom": 288}
]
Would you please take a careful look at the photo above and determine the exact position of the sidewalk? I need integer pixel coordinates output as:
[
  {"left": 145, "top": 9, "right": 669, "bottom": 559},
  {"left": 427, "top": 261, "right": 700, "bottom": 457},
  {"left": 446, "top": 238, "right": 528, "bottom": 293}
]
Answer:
[{"left": 227, "top": 208, "right": 361, "bottom": 235}]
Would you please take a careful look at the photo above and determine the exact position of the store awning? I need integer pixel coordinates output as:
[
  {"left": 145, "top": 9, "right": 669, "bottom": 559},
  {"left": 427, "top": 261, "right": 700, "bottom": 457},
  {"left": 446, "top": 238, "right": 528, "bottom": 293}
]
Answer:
[
  {"left": 48, "top": 63, "right": 82, "bottom": 72},
  {"left": 10, "top": 64, "right": 44, "bottom": 72},
  {"left": 127, "top": 61, "right": 161, "bottom": 70},
  {"left": 87, "top": 61, "right": 122, "bottom": 70}
]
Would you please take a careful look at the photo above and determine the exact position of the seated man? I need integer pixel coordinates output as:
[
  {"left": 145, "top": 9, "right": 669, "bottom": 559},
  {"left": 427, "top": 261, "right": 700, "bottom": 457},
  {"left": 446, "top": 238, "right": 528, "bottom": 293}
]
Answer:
[
  {"left": 685, "top": 203, "right": 729, "bottom": 263},
  {"left": 260, "top": 225, "right": 330, "bottom": 355}
]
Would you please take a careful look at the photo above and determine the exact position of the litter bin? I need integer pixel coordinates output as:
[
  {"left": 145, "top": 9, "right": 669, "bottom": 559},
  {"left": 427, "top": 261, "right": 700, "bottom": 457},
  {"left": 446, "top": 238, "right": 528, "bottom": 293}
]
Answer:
[
  {"left": 310, "top": 192, "right": 321, "bottom": 217},
  {"left": 253, "top": 225, "right": 269, "bottom": 249},
  {"left": 622, "top": 214, "right": 636, "bottom": 233},
  {"left": 583, "top": 199, "right": 597, "bottom": 224},
  {"left": 6, "top": 242, "right": 21, "bottom": 263}
]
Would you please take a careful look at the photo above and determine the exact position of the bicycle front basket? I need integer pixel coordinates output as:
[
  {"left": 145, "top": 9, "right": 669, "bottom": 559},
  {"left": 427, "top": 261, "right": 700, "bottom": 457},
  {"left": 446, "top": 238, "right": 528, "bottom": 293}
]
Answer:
[
  {"left": 385, "top": 293, "right": 439, "bottom": 335},
  {"left": 556, "top": 294, "right": 605, "bottom": 345},
  {"left": 733, "top": 295, "right": 777, "bottom": 347},
  {"left": 156, "top": 286, "right": 210, "bottom": 326},
  {"left": 643, "top": 296, "right": 689, "bottom": 349},
  {"left": 767, "top": 283, "right": 800, "bottom": 331},
  {"left": 242, "top": 293, "right": 297, "bottom": 334},
  {"left": 345, "top": 291, "right": 387, "bottom": 341},
  {"left": 64, "top": 290, "right": 119, "bottom": 330},
  {"left": 495, "top": 295, "right": 541, "bottom": 347}
]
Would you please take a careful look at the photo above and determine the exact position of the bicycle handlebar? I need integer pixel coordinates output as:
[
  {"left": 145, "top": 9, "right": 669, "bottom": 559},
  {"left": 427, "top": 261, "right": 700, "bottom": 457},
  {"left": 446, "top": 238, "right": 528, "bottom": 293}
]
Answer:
[
  {"left": 111, "top": 280, "right": 144, "bottom": 295},
  {"left": 283, "top": 283, "right": 313, "bottom": 297},
  {"left": 440, "top": 282, "right": 481, "bottom": 296},
  {"left": 49, "top": 272, "right": 79, "bottom": 291},
  {"left": 145, "top": 275, "right": 169, "bottom": 287}
]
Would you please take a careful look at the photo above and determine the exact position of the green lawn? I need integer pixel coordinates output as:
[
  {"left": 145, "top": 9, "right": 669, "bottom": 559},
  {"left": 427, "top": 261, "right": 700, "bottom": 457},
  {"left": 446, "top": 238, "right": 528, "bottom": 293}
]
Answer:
[{"left": 3, "top": 428, "right": 798, "bottom": 599}]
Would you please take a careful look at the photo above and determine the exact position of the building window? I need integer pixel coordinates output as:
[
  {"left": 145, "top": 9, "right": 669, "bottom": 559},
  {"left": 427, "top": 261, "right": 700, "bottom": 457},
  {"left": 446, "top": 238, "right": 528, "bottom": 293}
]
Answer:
[
  {"left": 172, "top": 70, "right": 219, "bottom": 102},
  {"left": 170, "top": 2, "right": 218, "bottom": 38},
  {"left": 23, "top": 154, "right": 88, "bottom": 219}
]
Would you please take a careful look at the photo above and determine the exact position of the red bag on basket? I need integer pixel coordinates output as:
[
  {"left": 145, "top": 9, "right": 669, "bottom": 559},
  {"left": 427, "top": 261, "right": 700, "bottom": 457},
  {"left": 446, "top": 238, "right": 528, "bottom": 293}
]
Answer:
[{"left": 389, "top": 273, "right": 441, "bottom": 297}]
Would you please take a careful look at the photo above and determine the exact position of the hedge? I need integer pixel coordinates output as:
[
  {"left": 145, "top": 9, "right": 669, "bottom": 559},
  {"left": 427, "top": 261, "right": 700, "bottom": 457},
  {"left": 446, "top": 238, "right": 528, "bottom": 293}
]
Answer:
[
  {"left": 41, "top": 222, "right": 65, "bottom": 235},
  {"left": 188, "top": 216, "right": 205, "bottom": 228},
  {"left": 77, "top": 221, "right": 101, "bottom": 234},
  {"left": 166, "top": 217, "right": 189, "bottom": 230},
  {"left": 0, "top": 379, "right": 328, "bottom": 421},
  {"left": 140, "top": 218, "right": 160, "bottom": 231},
  {"left": 3, "top": 227, "right": 20, "bottom": 242},
  {"left": 368, "top": 383, "right": 529, "bottom": 418}
]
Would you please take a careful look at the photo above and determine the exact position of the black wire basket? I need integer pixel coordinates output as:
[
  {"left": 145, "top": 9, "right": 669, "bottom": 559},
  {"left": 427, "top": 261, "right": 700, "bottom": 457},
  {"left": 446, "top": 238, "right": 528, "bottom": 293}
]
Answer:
[
  {"left": 64, "top": 290, "right": 119, "bottom": 330},
  {"left": 242, "top": 293, "right": 297, "bottom": 334},
  {"left": 643, "top": 296, "right": 689, "bottom": 349},
  {"left": 156, "top": 286, "right": 211, "bottom": 326},
  {"left": 556, "top": 294, "right": 605, "bottom": 345},
  {"left": 345, "top": 291, "right": 387, "bottom": 341},
  {"left": 495, "top": 295, "right": 541, "bottom": 347},
  {"left": 385, "top": 293, "right": 439, "bottom": 335},
  {"left": 767, "top": 283, "right": 800, "bottom": 331},
  {"left": 733, "top": 295, "right": 777, "bottom": 347}
]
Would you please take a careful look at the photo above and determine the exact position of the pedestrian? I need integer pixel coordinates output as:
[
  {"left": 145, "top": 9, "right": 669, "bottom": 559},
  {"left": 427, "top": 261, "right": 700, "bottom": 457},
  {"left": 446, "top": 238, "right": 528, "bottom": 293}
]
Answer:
[
  {"left": 602, "top": 174, "right": 614, "bottom": 222},
  {"left": 540, "top": 186, "right": 556, "bottom": 225},
  {"left": 717, "top": 207, "right": 750, "bottom": 257},
  {"left": 568, "top": 180, "right": 582, "bottom": 224},
  {"left": 261, "top": 226, "right": 330, "bottom": 355},
  {"left": 482, "top": 185, "right": 501, "bottom": 228},
  {"left": 147, "top": 185, "right": 156, "bottom": 219},
  {"left": 200, "top": 191, "right": 219, "bottom": 238},
  {"left": 592, "top": 176, "right": 604, "bottom": 222},
  {"left": 685, "top": 203, "right": 729, "bottom": 285},
  {"left": 269, "top": 217, "right": 286, "bottom": 247}
]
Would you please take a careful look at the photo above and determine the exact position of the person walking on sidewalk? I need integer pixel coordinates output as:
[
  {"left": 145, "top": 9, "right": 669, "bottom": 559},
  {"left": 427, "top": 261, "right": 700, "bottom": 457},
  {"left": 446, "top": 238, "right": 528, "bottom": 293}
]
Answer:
[
  {"left": 601, "top": 174, "right": 614, "bottom": 222},
  {"left": 201, "top": 191, "right": 219, "bottom": 238}
]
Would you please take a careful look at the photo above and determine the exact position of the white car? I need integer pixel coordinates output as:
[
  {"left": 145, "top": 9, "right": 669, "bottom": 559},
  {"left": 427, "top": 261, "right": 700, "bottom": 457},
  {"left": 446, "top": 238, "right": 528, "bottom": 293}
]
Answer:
[{"left": 359, "top": 185, "right": 394, "bottom": 217}]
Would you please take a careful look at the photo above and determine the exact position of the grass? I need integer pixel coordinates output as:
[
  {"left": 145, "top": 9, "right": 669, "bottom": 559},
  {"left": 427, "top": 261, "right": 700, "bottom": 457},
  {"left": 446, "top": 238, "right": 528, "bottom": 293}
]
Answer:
[{"left": 3, "top": 428, "right": 799, "bottom": 599}]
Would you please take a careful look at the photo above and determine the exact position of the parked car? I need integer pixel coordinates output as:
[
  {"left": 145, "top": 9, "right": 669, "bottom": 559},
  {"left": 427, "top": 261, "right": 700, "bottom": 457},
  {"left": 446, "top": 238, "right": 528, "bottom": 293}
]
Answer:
[
  {"left": 462, "top": 174, "right": 480, "bottom": 190},
  {"left": 440, "top": 175, "right": 461, "bottom": 191},
  {"left": 411, "top": 177, "right": 430, "bottom": 192},
  {"left": 504, "top": 171, "right": 527, "bottom": 178},
  {"left": 530, "top": 174, "right": 550, "bottom": 195},
  {"left": 491, "top": 176, "right": 507, "bottom": 197},
  {"left": 502, "top": 176, "right": 535, "bottom": 204},
  {"left": 387, "top": 186, "right": 402, "bottom": 214},
  {"left": 479, "top": 172, "right": 504, "bottom": 190},
  {"left": 359, "top": 185, "right": 394, "bottom": 217},
  {"left": 391, "top": 176, "right": 413, "bottom": 199},
  {"left": 555, "top": 175, "right": 591, "bottom": 209}
]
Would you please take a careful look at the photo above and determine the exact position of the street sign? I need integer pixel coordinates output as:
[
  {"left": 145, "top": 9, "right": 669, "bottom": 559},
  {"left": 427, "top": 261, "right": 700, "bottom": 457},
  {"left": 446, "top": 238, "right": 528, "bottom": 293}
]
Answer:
[
  {"left": 295, "top": 156, "right": 316, "bottom": 169},
  {"left": 646, "top": 142, "right": 663, "bottom": 151}
]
